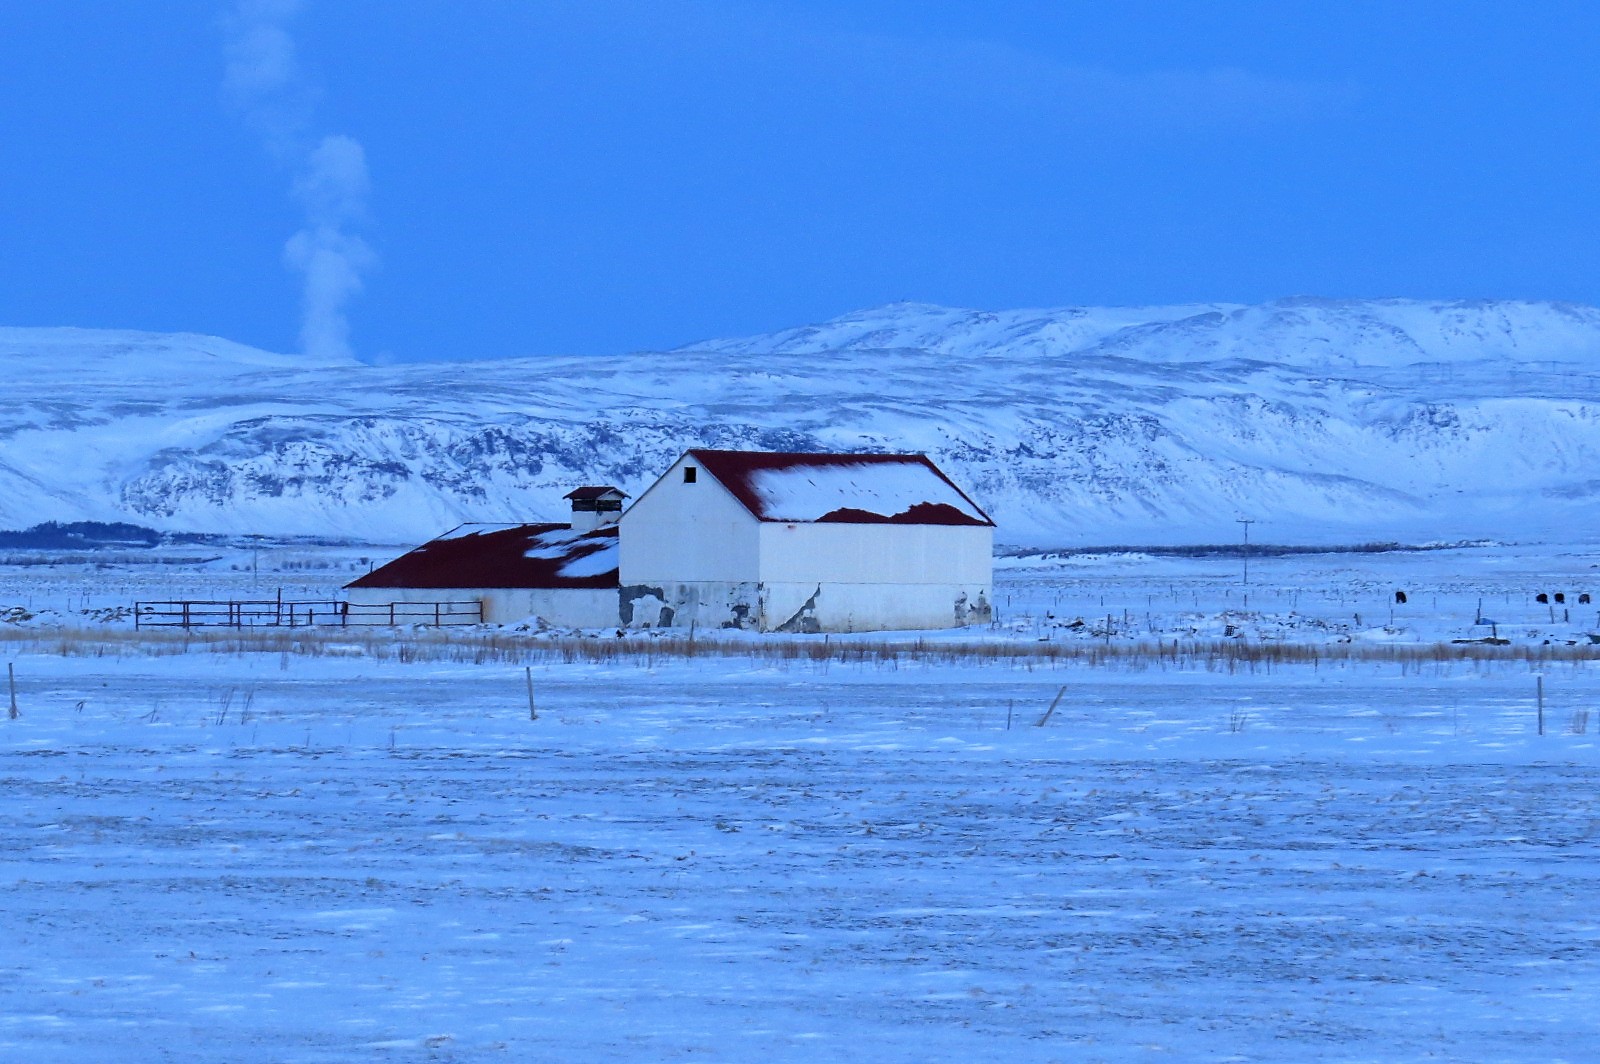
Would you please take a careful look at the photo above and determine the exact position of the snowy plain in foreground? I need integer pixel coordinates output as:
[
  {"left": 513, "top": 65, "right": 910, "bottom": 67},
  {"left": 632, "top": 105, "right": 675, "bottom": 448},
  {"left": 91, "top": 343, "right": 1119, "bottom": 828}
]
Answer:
[{"left": 0, "top": 542, "right": 1598, "bottom": 1061}]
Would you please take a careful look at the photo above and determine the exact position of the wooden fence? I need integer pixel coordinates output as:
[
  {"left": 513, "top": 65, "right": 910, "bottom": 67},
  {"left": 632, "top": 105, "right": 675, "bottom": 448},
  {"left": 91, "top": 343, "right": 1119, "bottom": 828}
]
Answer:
[{"left": 133, "top": 598, "right": 483, "bottom": 630}]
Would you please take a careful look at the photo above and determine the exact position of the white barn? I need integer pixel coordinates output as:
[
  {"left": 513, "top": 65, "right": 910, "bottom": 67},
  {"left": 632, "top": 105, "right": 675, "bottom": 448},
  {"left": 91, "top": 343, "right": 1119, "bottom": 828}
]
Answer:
[{"left": 618, "top": 450, "right": 994, "bottom": 632}]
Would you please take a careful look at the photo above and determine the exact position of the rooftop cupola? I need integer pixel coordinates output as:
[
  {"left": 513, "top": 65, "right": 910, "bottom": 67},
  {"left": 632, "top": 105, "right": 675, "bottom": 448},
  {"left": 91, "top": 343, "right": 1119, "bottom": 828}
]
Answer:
[{"left": 564, "top": 486, "right": 628, "bottom": 532}]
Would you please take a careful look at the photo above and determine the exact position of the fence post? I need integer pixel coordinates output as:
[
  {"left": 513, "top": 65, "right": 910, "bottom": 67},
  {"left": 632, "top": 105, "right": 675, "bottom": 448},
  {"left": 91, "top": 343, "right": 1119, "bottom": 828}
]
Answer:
[{"left": 1035, "top": 685, "right": 1068, "bottom": 727}]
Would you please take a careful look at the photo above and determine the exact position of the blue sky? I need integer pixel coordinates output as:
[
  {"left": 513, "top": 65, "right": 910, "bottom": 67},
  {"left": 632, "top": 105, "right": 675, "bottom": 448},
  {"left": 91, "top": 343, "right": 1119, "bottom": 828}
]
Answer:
[{"left": 3, "top": 1, "right": 1599, "bottom": 360}]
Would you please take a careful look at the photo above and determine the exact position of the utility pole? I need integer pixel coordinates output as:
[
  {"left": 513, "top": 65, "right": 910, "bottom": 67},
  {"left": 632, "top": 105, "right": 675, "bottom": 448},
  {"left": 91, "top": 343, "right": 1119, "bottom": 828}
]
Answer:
[{"left": 1237, "top": 518, "right": 1255, "bottom": 586}]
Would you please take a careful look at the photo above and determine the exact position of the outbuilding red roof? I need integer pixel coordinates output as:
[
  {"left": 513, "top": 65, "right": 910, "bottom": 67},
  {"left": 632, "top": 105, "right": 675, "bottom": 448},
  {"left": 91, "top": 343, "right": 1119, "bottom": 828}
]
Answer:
[
  {"left": 685, "top": 450, "right": 994, "bottom": 526},
  {"left": 563, "top": 486, "right": 628, "bottom": 501},
  {"left": 346, "top": 523, "right": 619, "bottom": 590}
]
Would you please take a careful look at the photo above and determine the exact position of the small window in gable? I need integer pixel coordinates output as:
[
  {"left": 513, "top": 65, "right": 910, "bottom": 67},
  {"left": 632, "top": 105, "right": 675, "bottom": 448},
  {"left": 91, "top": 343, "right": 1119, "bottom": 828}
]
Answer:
[{"left": 683, "top": 466, "right": 698, "bottom": 484}]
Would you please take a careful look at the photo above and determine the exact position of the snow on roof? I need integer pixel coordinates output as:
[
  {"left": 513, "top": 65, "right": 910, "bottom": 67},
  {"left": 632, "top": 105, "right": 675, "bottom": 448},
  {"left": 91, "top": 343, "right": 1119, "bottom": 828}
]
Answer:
[
  {"left": 346, "top": 522, "right": 618, "bottom": 590},
  {"left": 687, "top": 450, "right": 993, "bottom": 526},
  {"left": 563, "top": 486, "right": 628, "bottom": 501}
]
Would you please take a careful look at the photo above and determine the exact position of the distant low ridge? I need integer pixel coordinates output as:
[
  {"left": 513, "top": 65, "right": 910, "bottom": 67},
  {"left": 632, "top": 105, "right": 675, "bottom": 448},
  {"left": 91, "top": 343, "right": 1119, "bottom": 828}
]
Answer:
[
  {"left": 0, "top": 521, "right": 166, "bottom": 550},
  {"left": 3, "top": 297, "right": 1600, "bottom": 545}
]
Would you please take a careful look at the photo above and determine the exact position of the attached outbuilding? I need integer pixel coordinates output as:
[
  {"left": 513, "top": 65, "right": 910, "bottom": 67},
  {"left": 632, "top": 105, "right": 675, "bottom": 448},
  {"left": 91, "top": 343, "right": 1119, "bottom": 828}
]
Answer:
[
  {"left": 344, "top": 489, "right": 624, "bottom": 627},
  {"left": 618, "top": 449, "right": 994, "bottom": 632}
]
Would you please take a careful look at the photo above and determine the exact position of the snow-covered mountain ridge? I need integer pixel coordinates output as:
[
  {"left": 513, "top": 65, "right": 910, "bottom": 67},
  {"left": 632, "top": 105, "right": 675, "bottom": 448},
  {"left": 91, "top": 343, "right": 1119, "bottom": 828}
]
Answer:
[
  {"left": 6, "top": 297, "right": 1600, "bottom": 545},
  {"left": 692, "top": 298, "right": 1600, "bottom": 368}
]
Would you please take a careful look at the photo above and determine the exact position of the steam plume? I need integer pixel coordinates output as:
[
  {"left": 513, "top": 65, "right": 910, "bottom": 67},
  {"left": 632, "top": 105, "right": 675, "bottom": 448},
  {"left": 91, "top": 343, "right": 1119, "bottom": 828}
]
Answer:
[{"left": 224, "top": 0, "right": 375, "bottom": 361}]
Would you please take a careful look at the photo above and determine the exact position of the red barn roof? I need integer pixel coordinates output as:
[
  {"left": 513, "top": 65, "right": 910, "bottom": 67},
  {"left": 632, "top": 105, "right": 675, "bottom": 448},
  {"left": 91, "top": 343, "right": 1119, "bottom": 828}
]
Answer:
[
  {"left": 346, "top": 523, "right": 618, "bottom": 590},
  {"left": 685, "top": 450, "right": 994, "bottom": 526}
]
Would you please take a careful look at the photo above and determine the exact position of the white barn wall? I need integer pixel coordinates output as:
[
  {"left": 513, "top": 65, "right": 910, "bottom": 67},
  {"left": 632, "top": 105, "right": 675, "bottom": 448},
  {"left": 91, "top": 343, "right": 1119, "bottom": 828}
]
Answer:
[
  {"left": 757, "top": 523, "right": 991, "bottom": 585},
  {"left": 760, "top": 581, "right": 993, "bottom": 633},
  {"left": 346, "top": 586, "right": 618, "bottom": 627},
  {"left": 758, "top": 524, "right": 993, "bottom": 631}
]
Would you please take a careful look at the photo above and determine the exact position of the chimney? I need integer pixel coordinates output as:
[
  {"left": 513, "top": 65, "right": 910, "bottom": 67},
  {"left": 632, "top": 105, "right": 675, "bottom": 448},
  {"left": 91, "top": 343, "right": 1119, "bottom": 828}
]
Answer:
[{"left": 564, "top": 486, "right": 627, "bottom": 532}]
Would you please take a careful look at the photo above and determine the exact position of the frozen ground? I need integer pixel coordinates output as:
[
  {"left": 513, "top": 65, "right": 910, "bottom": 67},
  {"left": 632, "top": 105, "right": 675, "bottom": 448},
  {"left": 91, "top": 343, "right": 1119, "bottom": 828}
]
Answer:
[{"left": 1, "top": 543, "right": 1599, "bottom": 1060}]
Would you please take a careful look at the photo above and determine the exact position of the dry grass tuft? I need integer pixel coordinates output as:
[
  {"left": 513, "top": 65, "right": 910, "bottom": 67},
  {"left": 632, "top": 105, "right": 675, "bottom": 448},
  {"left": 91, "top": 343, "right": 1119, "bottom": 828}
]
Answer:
[{"left": 3, "top": 625, "right": 1600, "bottom": 672}]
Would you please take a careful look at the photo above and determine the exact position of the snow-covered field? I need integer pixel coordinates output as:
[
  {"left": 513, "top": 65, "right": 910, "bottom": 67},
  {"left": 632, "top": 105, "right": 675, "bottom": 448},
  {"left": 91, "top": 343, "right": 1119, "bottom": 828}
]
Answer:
[{"left": 3, "top": 543, "right": 1599, "bottom": 1061}]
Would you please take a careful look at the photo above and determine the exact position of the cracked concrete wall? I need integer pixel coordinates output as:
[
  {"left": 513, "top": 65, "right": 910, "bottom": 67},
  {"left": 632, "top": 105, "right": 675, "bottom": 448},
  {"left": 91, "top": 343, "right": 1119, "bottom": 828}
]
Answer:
[
  {"left": 621, "top": 581, "right": 762, "bottom": 630},
  {"left": 618, "top": 580, "right": 992, "bottom": 632}
]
